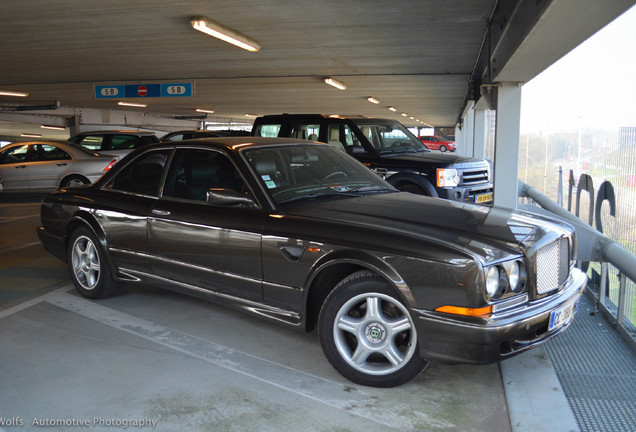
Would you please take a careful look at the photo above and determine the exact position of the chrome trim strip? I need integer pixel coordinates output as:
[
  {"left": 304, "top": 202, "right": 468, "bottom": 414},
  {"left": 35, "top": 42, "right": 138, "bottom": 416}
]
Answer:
[{"left": 119, "top": 267, "right": 301, "bottom": 325}]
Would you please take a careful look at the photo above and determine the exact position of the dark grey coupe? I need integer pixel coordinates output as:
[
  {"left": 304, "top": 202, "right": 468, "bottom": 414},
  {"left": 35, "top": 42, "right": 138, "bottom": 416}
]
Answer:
[{"left": 38, "top": 137, "right": 586, "bottom": 387}]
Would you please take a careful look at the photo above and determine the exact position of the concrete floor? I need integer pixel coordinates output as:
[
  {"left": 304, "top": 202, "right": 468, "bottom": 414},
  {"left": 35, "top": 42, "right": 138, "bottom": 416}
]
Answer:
[{"left": 0, "top": 196, "right": 578, "bottom": 432}]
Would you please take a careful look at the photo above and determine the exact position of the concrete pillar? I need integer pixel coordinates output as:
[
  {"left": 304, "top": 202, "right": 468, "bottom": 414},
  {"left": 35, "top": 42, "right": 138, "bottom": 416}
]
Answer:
[
  {"left": 473, "top": 108, "right": 487, "bottom": 160},
  {"left": 493, "top": 83, "right": 522, "bottom": 209},
  {"left": 461, "top": 102, "right": 475, "bottom": 157}
]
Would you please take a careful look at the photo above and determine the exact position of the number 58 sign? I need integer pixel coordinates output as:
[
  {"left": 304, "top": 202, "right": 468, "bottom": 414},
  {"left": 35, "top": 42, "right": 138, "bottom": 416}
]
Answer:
[{"left": 94, "top": 82, "right": 194, "bottom": 99}]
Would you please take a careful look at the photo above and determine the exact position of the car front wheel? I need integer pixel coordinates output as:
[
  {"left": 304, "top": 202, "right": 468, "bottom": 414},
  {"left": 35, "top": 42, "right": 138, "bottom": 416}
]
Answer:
[
  {"left": 68, "top": 226, "right": 115, "bottom": 299},
  {"left": 439, "top": 145, "right": 447, "bottom": 152},
  {"left": 318, "top": 271, "right": 427, "bottom": 387}
]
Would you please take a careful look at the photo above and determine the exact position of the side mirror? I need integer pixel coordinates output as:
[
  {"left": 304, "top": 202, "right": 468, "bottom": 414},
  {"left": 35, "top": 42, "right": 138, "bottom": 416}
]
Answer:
[{"left": 206, "top": 188, "right": 255, "bottom": 206}]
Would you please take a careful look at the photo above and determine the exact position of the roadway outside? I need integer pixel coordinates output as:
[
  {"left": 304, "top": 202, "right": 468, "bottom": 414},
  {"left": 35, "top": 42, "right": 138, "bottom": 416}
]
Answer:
[{"left": 0, "top": 197, "right": 577, "bottom": 432}]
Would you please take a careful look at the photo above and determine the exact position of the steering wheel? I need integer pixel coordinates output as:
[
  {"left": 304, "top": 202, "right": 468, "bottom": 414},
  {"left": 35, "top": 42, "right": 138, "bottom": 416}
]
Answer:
[{"left": 323, "top": 171, "right": 348, "bottom": 181}]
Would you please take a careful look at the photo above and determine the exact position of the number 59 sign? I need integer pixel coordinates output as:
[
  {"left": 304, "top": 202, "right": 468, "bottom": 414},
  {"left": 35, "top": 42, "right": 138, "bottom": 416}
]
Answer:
[{"left": 94, "top": 82, "right": 194, "bottom": 99}]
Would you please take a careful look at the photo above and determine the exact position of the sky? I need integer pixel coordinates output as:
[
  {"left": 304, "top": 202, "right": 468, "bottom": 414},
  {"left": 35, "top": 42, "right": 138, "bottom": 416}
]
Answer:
[{"left": 520, "top": 5, "right": 636, "bottom": 133}]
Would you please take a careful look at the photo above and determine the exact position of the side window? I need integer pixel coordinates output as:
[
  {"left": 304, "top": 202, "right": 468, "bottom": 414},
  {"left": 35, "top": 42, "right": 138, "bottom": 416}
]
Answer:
[
  {"left": 253, "top": 124, "right": 281, "bottom": 138},
  {"left": 343, "top": 125, "right": 367, "bottom": 154},
  {"left": 165, "top": 134, "right": 185, "bottom": 141},
  {"left": 110, "top": 134, "right": 137, "bottom": 150},
  {"left": 290, "top": 123, "right": 320, "bottom": 140},
  {"left": 31, "top": 144, "right": 71, "bottom": 161},
  {"left": 163, "top": 149, "right": 249, "bottom": 202},
  {"left": 109, "top": 149, "right": 171, "bottom": 196},
  {"left": 74, "top": 135, "right": 104, "bottom": 151},
  {"left": 0, "top": 145, "right": 29, "bottom": 164}
]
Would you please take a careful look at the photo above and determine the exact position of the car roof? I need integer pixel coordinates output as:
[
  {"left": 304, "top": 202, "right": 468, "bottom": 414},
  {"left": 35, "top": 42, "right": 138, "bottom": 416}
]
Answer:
[
  {"left": 73, "top": 130, "right": 157, "bottom": 136},
  {"left": 154, "top": 136, "right": 325, "bottom": 151}
]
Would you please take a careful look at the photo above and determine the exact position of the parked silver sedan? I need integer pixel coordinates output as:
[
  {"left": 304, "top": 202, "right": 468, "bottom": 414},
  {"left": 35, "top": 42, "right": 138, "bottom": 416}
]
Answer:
[{"left": 0, "top": 140, "right": 117, "bottom": 192}]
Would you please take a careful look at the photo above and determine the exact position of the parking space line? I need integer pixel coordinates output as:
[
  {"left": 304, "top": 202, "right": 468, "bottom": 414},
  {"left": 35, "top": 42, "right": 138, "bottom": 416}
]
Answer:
[
  {"left": 41, "top": 288, "right": 421, "bottom": 430},
  {"left": 0, "top": 287, "right": 71, "bottom": 320}
]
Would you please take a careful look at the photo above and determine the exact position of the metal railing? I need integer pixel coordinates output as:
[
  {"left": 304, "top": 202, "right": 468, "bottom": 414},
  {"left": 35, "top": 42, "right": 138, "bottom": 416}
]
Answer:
[{"left": 518, "top": 179, "right": 636, "bottom": 353}]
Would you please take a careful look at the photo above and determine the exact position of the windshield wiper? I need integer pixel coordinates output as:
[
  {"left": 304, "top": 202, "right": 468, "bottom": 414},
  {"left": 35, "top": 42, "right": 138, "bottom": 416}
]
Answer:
[
  {"left": 279, "top": 191, "right": 363, "bottom": 204},
  {"left": 349, "top": 185, "right": 396, "bottom": 193}
]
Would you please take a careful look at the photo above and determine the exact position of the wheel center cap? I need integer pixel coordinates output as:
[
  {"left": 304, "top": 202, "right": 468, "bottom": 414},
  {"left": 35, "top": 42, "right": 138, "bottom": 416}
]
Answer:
[{"left": 365, "top": 323, "right": 386, "bottom": 343}]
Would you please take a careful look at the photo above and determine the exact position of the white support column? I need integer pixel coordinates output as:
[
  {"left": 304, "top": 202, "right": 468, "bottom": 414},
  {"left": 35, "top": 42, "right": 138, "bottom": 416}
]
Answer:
[
  {"left": 493, "top": 83, "right": 522, "bottom": 209},
  {"left": 461, "top": 101, "right": 475, "bottom": 157},
  {"left": 473, "top": 107, "right": 487, "bottom": 160}
]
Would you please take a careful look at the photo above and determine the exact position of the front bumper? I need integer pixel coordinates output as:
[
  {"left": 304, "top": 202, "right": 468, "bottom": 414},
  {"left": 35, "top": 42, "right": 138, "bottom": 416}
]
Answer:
[{"left": 412, "top": 267, "right": 587, "bottom": 364}]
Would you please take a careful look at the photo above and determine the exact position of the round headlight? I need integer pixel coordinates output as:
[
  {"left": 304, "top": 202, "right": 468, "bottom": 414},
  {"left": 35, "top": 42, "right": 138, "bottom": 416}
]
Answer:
[
  {"left": 508, "top": 261, "right": 520, "bottom": 292},
  {"left": 486, "top": 266, "right": 500, "bottom": 298}
]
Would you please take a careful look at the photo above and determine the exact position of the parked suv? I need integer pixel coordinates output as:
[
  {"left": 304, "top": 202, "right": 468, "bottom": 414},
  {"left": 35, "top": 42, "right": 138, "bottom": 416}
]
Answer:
[
  {"left": 69, "top": 130, "right": 160, "bottom": 159},
  {"left": 251, "top": 114, "right": 493, "bottom": 204}
]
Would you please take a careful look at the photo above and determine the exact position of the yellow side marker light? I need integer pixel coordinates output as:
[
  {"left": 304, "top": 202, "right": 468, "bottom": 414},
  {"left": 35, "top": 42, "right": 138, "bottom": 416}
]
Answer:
[{"left": 435, "top": 305, "right": 493, "bottom": 317}]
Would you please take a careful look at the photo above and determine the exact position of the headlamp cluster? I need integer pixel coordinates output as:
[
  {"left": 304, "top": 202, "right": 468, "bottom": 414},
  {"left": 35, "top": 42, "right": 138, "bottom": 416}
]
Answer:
[{"left": 485, "top": 260, "right": 527, "bottom": 300}]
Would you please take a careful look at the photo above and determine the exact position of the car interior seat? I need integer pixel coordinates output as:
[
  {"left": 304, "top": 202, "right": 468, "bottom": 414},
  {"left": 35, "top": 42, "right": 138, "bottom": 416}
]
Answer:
[{"left": 328, "top": 129, "right": 345, "bottom": 151}]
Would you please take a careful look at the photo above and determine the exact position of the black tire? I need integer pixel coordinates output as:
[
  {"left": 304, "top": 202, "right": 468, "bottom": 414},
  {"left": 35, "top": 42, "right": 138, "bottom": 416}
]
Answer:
[
  {"left": 68, "top": 226, "right": 115, "bottom": 299},
  {"left": 60, "top": 175, "right": 89, "bottom": 188},
  {"left": 397, "top": 183, "right": 429, "bottom": 196},
  {"left": 318, "top": 270, "right": 428, "bottom": 387},
  {"left": 439, "top": 145, "right": 447, "bottom": 152}
]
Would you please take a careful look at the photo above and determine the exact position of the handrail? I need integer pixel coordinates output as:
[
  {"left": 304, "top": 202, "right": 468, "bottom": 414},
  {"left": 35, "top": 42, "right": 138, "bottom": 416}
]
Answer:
[
  {"left": 518, "top": 180, "right": 636, "bottom": 283},
  {"left": 518, "top": 179, "right": 636, "bottom": 353}
]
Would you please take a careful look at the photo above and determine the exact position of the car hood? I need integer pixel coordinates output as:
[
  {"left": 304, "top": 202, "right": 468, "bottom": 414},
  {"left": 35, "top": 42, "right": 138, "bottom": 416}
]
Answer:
[
  {"left": 281, "top": 192, "right": 566, "bottom": 262},
  {"left": 379, "top": 152, "right": 487, "bottom": 168}
]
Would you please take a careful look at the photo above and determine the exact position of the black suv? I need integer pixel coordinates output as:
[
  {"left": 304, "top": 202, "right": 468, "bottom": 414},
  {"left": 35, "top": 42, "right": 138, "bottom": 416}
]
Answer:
[{"left": 251, "top": 114, "right": 493, "bottom": 204}]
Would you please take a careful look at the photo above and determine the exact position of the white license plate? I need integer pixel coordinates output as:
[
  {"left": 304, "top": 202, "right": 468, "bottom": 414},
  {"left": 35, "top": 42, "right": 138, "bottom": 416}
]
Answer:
[{"left": 548, "top": 300, "right": 578, "bottom": 332}]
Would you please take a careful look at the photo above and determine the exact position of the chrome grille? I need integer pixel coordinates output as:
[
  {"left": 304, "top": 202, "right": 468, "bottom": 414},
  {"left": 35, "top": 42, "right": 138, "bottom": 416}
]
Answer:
[
  {"left": 460, "top": 168, "right": 489, "bottom": 185},
  {"left": 536, "top": 238, "right": 570, "bottom": 294}
]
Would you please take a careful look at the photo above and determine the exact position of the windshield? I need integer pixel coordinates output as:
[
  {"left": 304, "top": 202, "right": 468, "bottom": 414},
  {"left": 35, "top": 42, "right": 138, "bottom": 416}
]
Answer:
[
  {"left": 242, "top": 144, "right": 396, "bottom": 205},
  {"left": 351, "top": 119, "right": 430, "bottom": 154}
]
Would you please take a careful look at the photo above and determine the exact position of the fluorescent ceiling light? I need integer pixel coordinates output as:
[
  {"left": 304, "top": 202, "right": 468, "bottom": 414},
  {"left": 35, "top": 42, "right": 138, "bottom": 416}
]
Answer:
[
  {"left": 21, "top": 133, "right": 42, "bottom": 138},
  {"left": 324, "top": 78, "right": 346, "bottom": 90},
  {"left": 41, "top": 124, "right": 66, "bottom": 130},
  {"left": 244, "top": 113, "right": 258, "bottom": 118},
  {"left": 196, "top": 108, "right": 215, "bottom": 114},
  {"left": 118, "top": 101, "right": 147, "bottom": 108},
  {"left": 191, "top": 16, "right": 261, "bottom": 52},
  {"left": 401, "top": 112, "right": 408, "bottom": 117},
  {"left": 367, "top": 97, "right": 380, "bottom": 104},
  {"left": 388, "top": 106, "right": 397, "bottom": 112},
  {"left": 0, "top": 90, "right": 29, "bottom": 97}
]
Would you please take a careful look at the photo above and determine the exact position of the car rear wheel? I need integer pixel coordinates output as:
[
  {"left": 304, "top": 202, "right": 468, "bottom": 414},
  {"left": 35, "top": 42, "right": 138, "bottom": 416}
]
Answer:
[
  {"left": 61, "top": 175, "right": 89, "bottom": 188},
  {"left": 68, "top": 226, "right": 115, "bottom": 299},
  {"left": 318, "top": 271, "right": 428, "bottom": 387}
]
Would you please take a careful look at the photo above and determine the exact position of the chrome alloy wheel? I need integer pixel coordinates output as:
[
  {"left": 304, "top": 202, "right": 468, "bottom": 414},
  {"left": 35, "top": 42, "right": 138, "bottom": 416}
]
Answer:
[
  {"left": 332, "top": 292, "right": 418, "bottom": 376},
  {"left": 71, "top": 235, "right": 101, "bottom": 290}
]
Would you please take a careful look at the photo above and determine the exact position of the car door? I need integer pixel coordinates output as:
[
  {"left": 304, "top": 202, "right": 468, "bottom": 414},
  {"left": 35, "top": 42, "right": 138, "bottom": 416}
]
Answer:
[
  {"left": 99, "top": 147, "right": 173, "bottom": 274},
  {"left": 27, "top": 144, "right": 72, "bottom": 190},
  {"left": 148, "top": 147, "right": 265, "bottom": 302},
  {"left": 0, "top": 144, "right": 30, "bottom": 191}
]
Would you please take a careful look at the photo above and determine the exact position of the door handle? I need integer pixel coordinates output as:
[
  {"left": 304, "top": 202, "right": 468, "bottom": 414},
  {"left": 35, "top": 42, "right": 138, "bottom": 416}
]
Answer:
[
  {"left": 151, "top": 209, "right": 171, "bottom": 216},
  {"left": 15, "top": 165, "right": 26, "bottom": 169},
  {"left": 57, "top": 162, "right": 68, "bottom": 166}
]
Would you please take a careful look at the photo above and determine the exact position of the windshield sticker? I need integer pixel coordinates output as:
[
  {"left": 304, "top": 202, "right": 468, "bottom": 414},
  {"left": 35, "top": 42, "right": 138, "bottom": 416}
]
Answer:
[
  {"left": 328, "top": 185, "right": 351, "bottom": 192},
  {"left": 261, "top": 175, "right": 277, "bottom": 189}
]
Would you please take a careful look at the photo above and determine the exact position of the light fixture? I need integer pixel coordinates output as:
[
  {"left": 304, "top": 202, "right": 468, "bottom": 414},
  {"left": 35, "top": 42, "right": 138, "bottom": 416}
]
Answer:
[
  {"left": 388, "top": 106, "right": 397, "bottom": 112},
  {"left": 118, "top": 101, "right": 147, "bottom": 108},
  {"left": 191, "top": 16, "right": 261, "bottom": 52},
  {"left": 401, "top": 112, "right": 408, "bottom": 117},
  {"left": 21, "top": 133, "right": 42, "bottom": 138},
  {"left": 324, "top": 78, "right": 346, "bottom": 90},
  {"left": 40, "top": 124, "right": 66, "bottom": 131},
  {"left": 0, "top": 90, "right": 29, "bottom": 97},
  {"left": 196, "top": 108, "right": 215, "bottom": 114},
  {"left": 244, "top": 113, "right": 258, "bottom": 118},
  {"left": 367, "top": 97, "right": 380, "bottom": 104}
]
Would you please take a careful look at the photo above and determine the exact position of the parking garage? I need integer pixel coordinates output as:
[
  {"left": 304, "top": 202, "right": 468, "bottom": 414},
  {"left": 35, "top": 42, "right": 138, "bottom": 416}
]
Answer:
[{"left": 2, "top": 1, "right": 636, "bottom": 431}]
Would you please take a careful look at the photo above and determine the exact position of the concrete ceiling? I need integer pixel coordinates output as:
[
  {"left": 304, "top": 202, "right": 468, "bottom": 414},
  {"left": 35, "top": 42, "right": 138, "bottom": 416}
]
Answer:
[
  {"left": 0, "top": 0, "right": 496, "bottom": 132},
  {"left": 0, "top": 0, "right": 634, "bottom": 137}
]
